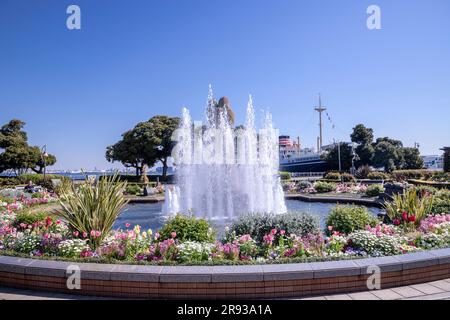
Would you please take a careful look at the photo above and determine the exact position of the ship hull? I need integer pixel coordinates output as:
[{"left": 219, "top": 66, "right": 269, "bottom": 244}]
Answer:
[{"left": 279, "top": 159, "right": 330, "bottom": 173}]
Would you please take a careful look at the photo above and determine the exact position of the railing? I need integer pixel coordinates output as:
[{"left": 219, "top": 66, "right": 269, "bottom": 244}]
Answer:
[{"left": 291, "top": 172, "right": 325, "bottom": 178}]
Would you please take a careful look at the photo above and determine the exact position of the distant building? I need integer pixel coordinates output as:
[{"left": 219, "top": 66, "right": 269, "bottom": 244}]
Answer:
[{"left": 421, "top": 155, "right": 444, "bottom": 170}]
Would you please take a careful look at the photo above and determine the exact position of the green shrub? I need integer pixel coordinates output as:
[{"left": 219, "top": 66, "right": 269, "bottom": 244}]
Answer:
[
  {"left": 415, "top": 185, "right": 438, "bottom": 196},
  {"left": 326, "top": 205, "right": 378, "bottom": 235},
  {"left": 125, "top": 184, "right": 142, "bottom": 196},
  {"left": 367, "top": 171, "right": 390, "bottom": 180},
  {"left": 1, "top": 174, "right": 70, "bottom": 189},
  {"left": 57, "top": 174, "right": 129, "bottom": 249},
  {"left": 314, "top": 181, "right": 336, "bottom": 193},
  {"left": 391, "top": 170, "right": 433, "bottom": 181},
  {"left": 430, "top": 172, "right": 450, "bottom": 182},
  {"left": 323, "top": 171, "right": 356, "bottom": 182},
  {"left": 355, "top": 165, "right": 371, "bottom": 179},
  {"left": 14, "top": 212, "right": 50, "bottom": 228},
  {"left": 431, "top": 189, "right": 450, "bottom": 215},
  {"left": 324, "top": 172, "right": 340, "bottom": 180},
  {"left": 365, "top": 184, "right": 384, "bottom": 197},
  {"left": 229, "top": 212, "right": 319, "bottom": 244},
  {"left": 31, "top": 192, "right": 45, "bottom": 199},
  {"left": 0, "top": 177, "right": 20, "bottom": 187},
  {"left": 279, "top": 171, "right": 292, "bottom": 181},
  {"left": 341, "top": 173, "right": 356, "bottom": 182},
  {"left": 159, "top": 214, "right": 215, "bottom": 243}
]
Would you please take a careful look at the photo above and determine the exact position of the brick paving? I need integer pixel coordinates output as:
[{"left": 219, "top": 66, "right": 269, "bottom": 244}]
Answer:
[
  {"left": 1, "top": 278, "right": 450, "bottom": 300},
  {"left": 301, "top": 278, "right": 450, "bottom": 300}
]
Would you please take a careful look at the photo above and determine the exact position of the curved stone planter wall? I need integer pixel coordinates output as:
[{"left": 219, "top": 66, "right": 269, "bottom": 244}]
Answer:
[{"left": 1, "top": 249, "right": 450, "bottom": 299}]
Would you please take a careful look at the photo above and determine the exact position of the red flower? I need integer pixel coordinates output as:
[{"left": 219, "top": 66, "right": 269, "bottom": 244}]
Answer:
[
  {"left": 45, "top": 216, "right": 53, "bottom": 227},
  {"left": 402, "top": 211, "right": 408, "bottom": 221},
  {"left": 393, "top": 219, "right": 401, "bottom": 226},
  {"left": 408, "top": 215, "right": 416, "bottom": 223}
]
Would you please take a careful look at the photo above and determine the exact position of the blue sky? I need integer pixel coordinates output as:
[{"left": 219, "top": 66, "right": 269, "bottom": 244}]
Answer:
[{"left": 1, "top": 0, "right": 449, "bottom": 170}]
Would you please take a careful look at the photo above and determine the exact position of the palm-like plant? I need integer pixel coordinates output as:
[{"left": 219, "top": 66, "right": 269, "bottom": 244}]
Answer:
[
  {"left": 57, "top": 174, "right": 128, "bottom": 248},
  {"left": 384, "top": 188, "right": 434, "bottom": 229}
]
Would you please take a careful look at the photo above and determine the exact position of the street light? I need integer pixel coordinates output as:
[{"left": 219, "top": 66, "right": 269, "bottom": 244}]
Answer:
[{"left": 41, "top": 145, "right": 48, "bottom": 181}]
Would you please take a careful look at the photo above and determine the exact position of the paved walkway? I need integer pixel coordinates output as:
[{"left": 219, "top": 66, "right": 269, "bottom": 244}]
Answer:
[
  {"left": 300, "top": 278, "right": 450, "bottom": 300},
  {"left": 1, "top": 278, "right": 450, "bottom": 300}
]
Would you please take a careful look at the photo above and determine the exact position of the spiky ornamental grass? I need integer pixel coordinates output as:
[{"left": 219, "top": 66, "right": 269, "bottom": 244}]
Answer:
[
  {"left": 384, "top": 188, "right": 434, "bottom": 229},
  {"left": 57, "top": 174, "right": 129, "bottom": 249}
]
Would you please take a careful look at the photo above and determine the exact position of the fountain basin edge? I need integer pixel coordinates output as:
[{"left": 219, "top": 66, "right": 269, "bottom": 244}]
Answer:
[{"left": 1, "top": 248, "right": 450, "bottom": 299}]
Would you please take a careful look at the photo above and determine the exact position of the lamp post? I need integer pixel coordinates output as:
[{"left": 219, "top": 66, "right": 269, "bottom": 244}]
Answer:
[
  {"left": 333, "top": 139, "right": 342, "bottom": 172},
  {"left": 41, "top": 145, "right": 48, "bottom": 181}
]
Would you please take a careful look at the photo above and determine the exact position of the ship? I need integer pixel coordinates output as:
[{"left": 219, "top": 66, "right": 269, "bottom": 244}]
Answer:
[{"left": 279, "top": 95, "right": 331, "bottom": 173}]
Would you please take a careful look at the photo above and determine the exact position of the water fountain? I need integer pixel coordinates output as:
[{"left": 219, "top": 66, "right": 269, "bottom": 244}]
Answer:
[{"left": 163, "top": 86, "right": 287, "bottom": 220}]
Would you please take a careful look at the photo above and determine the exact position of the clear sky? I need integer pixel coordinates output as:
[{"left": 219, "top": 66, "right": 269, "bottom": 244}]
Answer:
[{"left": 1, "top": 0, "right": 449, "bottom": 170}]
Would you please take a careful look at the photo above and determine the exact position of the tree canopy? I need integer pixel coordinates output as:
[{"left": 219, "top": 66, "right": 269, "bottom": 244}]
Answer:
[
  {"left": 0, "top": 119, "right": 57, "bottom": 175},
  {"left": 106, "top": 115, "right": 180, "bottom": 177},
  {"left": 324, "top": 123, "right": 424, "bottom": 172}
]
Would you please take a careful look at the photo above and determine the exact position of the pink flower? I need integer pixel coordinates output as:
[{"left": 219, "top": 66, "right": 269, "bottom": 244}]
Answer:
[
  {"left": 125, "top": 223, "right": 131, "bottom": 228},
  {"left": 171, "top": 231, "right": 177, "bottom": 238},
  {"left": 263, "top": 234, "right": 274, "bottom": 244},
  {"left": 73, "top": 231, "right": 79, "bottom": 237},
  {"left": 327, "top": 226, "right": 333, "bottom": 231},
  {"left": 95, "top": 231, "right": 102, "bottom": 237},
  {"left": 154, "top": 232, "right": 160, "bottom": 240},
  {"left": 280, "top": 230, "right": 286, "bottom": 236},
  {"left": 270, "top": 228, "right": 277, "bottom": 235},
  {"left": 82, "top": 232, "right": 88, "bottom": 238},
  {"left": 90, "top": 230, "right": 96, "bottom": 237}
]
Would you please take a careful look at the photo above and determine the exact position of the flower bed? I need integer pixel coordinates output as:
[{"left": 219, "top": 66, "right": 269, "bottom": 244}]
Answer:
[
  {"left": 1, "top": 196, "right": 450, "bottom": 265},
  {"left": 283, "top": 181, "right": 375, "bottom": 196},
  {"left": 1, "top": 179, "right": 450, "bottom": 266}
]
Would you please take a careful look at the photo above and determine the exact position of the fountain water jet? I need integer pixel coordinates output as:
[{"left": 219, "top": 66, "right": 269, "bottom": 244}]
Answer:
[{"left": 163, "top": 86, "right": 287, "bottom": 220}]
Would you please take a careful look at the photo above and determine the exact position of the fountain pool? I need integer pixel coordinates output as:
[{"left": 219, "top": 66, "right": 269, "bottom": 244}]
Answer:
[{"left": 115, "top": 200, "right": 384, "bottom": 235}]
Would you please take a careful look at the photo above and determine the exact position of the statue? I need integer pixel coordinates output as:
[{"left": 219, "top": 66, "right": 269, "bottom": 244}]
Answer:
[
  {"left": 140, "top": 164, "right": 149, "bottom": 186},
  {"left": 207, "top": 96, "right": 235, "bottom": 127}
]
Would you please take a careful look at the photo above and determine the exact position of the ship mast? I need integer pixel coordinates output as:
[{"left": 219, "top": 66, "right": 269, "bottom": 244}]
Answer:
[{"left": 314, "top": 94, "right": 326, "bottom": 151}]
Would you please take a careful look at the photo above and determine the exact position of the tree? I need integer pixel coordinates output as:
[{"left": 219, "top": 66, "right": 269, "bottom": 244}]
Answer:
[
  {"left": 0, "top": 119, "right": 28, "bottom": 148},
  {"left": 321, "top": 143, "right": 353, "bottom": 171},
  {"left": 106, "top": 115, "right": 180, "bottom": 177},
  {"left": 0, "top": 145, "right": 36, "bottom": 175},
  {"left": 106, "top": 127, "right": 156, "bottom": 176},
  {"left": 374, "top": 137, "right": 403, "bottom": 149},
  {"left": 350, "top": 124, "right": 375, "bottom": 166},
  {"left": 401, "top": 147, "right": 424, "bottom": 170},
  {"left": 146, "top": 116, "right": 180, "bottom": 178},
  {"left": 28, "top": 146, "right": 57, "bottom": 174},
  {"left": 443, "top": 147, "right": 450, "bottom": 173},
  {"left": 351, "top": 124, "right": 374, "bottom": 145},
  {"left": 372, "top": 141, "right": 402, "bottom": 172},
  {"left": 0, "top": 119, "right": 56, "bottom": 175}
]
